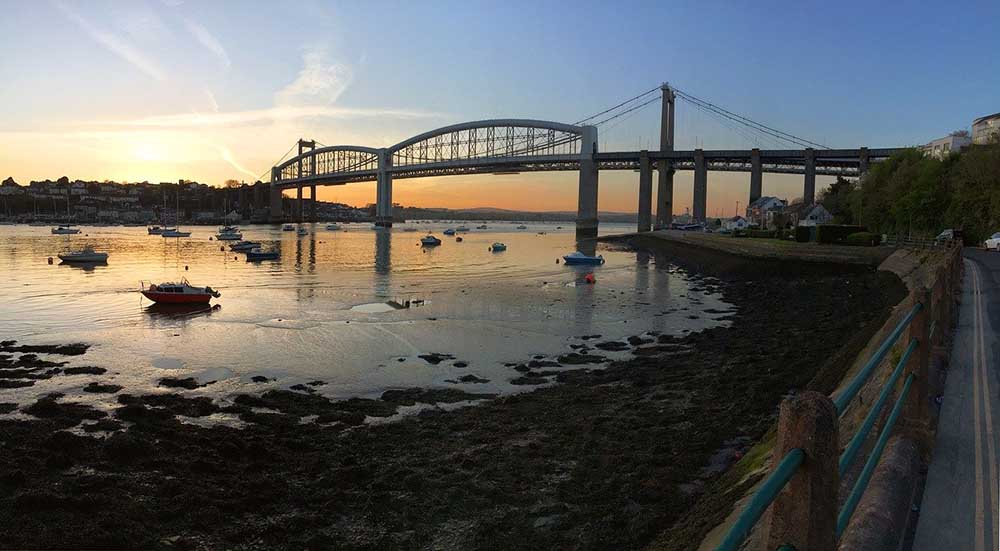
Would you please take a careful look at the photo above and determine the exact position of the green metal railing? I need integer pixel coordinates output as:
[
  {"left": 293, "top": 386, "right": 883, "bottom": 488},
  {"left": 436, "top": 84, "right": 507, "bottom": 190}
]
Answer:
[{"left": 715, "top": 301, "right": 924, "bottom": 551}]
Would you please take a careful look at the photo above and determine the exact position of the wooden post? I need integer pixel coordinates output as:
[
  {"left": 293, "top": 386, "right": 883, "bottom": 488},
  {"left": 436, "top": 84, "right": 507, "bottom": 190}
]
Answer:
[
  {"left": 765, "top": 391, "right": 839, "bottom": 551},
  {"left": 901, "top": 289, "right": 932, "bottom": 458}
]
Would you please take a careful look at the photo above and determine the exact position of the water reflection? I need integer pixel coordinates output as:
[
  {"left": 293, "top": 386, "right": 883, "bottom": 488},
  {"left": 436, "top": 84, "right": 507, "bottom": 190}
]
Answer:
[
  {"left": 144, "top": 303, "right": 221, "bottom": 324},
  {"left": 59, "top": 260, "right": 108, "bottom": 272}
]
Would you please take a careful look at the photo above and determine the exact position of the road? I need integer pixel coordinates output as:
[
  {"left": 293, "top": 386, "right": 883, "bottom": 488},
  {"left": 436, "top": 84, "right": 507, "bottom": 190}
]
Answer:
[{"left": 913, "top": 249, "right": 999, "bottom": 551}]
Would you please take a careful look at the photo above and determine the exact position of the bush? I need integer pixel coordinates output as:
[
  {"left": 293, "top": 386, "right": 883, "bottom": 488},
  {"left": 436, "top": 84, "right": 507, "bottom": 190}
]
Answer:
[
  {"left": 845, "top": 232, "right": 880, "bottom": 246},
  {"left": 795, "top": 226, "right": 812, "bottom": 242},
  {"left": 747, "top": 229, "right": 777, "bottom": 238},
  {"left": 816, "top": 224, "right": 867, "bottom": 244}
]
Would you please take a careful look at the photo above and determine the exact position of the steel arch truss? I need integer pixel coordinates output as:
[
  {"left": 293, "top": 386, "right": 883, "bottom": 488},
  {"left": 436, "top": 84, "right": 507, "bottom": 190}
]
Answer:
[
  {"left": 274, "top": 146, "right": 380, "bottom": 187},
  {"left": 389, "top": 119, "right": 584, "bottom": 171}
]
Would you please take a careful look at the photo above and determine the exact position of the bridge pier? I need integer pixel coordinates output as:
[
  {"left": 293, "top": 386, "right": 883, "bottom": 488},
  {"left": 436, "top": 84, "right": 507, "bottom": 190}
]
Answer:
[
  {"left": 858, "top": 147, "right": 870, "bottom": 181},
  {"left": 655, "top": 84, "right": 676, "bottom": 229},
  {"left": 576, "top": 126, "right": 599, "bottom": 238},
  {"left": 268, "top": 168, "right": 283, "bottom": 222},
  {"left": 637, "top": 150, "right": 652, "bottom": 232},
  {"left": 296, "top": 185, "right": 303, "bottom": 222},
  {"left": 750, "top": 148, "right": 762, "bottom": 205},
  {"left": 693, "top": 148, "right": 707, "bottom": 222},
  {"left": 309, "top": 185, "right": 317, "bottom": 222},
  {"left": 375, "top": 148, "right": 394, "bottom": 227},
  {"left": 803, "top": 148, "right": 816, "bottom": 205}
]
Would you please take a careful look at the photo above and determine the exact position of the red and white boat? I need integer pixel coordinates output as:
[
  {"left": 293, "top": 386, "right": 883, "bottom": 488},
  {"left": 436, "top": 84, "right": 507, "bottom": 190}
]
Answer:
[{"left": 140, "top": 279, "right": 220, "bottom": 304}]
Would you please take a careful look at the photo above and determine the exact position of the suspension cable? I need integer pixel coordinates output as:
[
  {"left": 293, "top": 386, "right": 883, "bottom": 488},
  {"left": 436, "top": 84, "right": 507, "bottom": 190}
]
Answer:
[{"left": 575, "top": 86, "right": 660, "bottom": 126}]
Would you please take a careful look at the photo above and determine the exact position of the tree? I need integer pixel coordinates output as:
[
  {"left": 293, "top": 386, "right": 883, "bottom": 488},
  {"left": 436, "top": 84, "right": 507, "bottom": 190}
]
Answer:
[{"left": 224, "top": 179, "right": 240, "bottom": 188}]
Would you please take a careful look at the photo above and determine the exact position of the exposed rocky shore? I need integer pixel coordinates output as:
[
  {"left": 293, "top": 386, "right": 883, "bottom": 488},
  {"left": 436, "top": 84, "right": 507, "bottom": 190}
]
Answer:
[{"left": 0, "top": 238, "right": 905, "bottom": 551}]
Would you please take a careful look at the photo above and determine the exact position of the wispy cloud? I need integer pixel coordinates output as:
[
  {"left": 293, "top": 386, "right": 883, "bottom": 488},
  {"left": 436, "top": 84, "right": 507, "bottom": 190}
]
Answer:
[
  {"left": 219, "top": 146, "right": 258, "bottom": 179},
  {"left": 184, "top": 20, "right": 231, "bottom": 68},
  {"left": 275, "top": 47, "right": 352, "bottom": 107},
  {"left": 53, "top": 0, "right": 167, "bottom": 81},
  {"left": 94, "top": 105, "right": 442, "bottom": 129}
]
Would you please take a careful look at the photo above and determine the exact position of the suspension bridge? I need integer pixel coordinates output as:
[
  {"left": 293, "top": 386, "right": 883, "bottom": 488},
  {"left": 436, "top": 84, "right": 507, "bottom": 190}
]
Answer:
[{"left": 265, "top": 84, "right": 904, "bottom": 236}]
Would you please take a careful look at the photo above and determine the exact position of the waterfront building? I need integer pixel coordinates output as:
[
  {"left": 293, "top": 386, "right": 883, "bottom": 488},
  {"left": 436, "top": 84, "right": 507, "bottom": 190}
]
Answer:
[
  {"left": 746, "top": 196, "right": 787, "bottom": 227},
  {"left": 723, "top": 216, "right": 749, "bottom": 231}
]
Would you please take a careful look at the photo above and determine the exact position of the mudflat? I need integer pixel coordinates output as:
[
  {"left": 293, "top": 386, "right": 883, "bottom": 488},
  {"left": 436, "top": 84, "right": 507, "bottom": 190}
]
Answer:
[{"left": 0, "top": 238, "right": 905, "bottom": 551}]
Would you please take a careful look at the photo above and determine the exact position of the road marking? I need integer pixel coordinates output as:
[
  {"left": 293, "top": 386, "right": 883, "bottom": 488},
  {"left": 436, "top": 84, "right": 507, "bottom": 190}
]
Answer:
[
  {"left": 971, "top": 261, "right": 999, "bottom": 551},
  {"left": 973, "top": 263, "right": 999, "bottom": 550},
  {"left": 972, "top": 261, "right": 986, "bottom": 551}
]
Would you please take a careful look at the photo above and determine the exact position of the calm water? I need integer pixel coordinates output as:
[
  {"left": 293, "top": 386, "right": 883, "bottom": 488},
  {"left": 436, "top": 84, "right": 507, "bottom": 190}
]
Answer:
[{"left": 0, "top": 222, "right": 732, "bottom": 411}]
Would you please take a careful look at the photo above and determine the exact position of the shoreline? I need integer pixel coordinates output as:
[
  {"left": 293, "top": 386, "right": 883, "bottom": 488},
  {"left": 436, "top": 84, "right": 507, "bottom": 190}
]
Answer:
[{"left": 0, "top": 237, "right": 906, "bottom": 550}]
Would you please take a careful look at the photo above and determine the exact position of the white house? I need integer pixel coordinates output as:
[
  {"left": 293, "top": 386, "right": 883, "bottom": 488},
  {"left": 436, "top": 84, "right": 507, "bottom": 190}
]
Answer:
[
  {"left": 746, "top": 196, "right": 787, "bottom": 227},
  {"left": 921, "top": 133, "right": 971, "bottom": 159},
  {"left": 797, "top": 204, "right": 833, "bottom": 227},
  {"left": 973, "top": 112, "right": 1000, "bottom": 145},
  {"left": 723, "top": 216, "right": 749, "bottom": 231}
]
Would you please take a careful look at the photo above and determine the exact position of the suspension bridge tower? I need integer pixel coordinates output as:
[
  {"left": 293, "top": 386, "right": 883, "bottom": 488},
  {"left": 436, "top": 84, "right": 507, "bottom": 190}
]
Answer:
[{"left": 655, "top": 84, "right": 676, "bottom": 229}]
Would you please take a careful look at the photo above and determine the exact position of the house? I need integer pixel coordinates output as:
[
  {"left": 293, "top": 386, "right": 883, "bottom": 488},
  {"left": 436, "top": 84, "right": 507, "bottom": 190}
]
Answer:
[
  {"left": 746, "top": 196, "right": 787, "bottom": 228},
  {"left": 922, "top": 132, "right": 972, "bottom": 159},
  {"left": 723, "top": 216, "right": 749, "bottom": 231},
  {"left": 798, "top": 204, "right": 833, "bottom": 226},
  {"left": 972, "top": 112, "right": 1000, "bottom": 145}
]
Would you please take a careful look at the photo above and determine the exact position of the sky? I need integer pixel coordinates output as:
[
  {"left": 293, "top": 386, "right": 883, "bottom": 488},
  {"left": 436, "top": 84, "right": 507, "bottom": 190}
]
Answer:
[{"left": 1, "top": 0, "right": 998, "bottom": 214}]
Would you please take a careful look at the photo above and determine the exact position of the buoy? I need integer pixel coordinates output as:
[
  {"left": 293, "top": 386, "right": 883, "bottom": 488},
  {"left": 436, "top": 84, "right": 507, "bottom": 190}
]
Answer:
[
  {"left": 234, "top": 256, "right": 238, "bottom": 260},
  {"left": 47, "top": 257, "right": 53, "bottom": 264},
  {"left": 556, "top": 258, "right": 560, "bottom": 264},
  {"left": 184, "top": 265, "right": 189, "bottom": 271},
  {"left": 209, "top": 236, "right": 213, "bottom": 241},
  {"left": 584, "top": 273, "right": 596, "bottom": 284},
  {"left": 220, "top": 246, "right": 225, "bottom": 251}
]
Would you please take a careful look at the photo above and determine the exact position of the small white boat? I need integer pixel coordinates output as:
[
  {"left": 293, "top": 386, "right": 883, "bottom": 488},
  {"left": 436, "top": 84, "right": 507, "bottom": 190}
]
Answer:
[
  {"left": 162, "top": 228, "right": 191, "bottom": 238},
  {"left": 420, "top": 235, "right": 442, "bottom": 246},
  {"left": 216, "top": 226, "right": 242, "bottom": 240},
  {"left": 490, "top": 242, "right": 507, "bottom": 252},
  {"left": 282, "top": 224, "right": 295, "bottom": 231},
  {"left": 325, "top": 223, "right": 341, "bottom": 231},
  {"left": 58, "top": 246, "right": 108, "bottom": 263},
  {"left": 516, "top": 225, "right": 527, "bottom": 230},
  {"left": 246, "top": 247, "right": 280, "bottom": 261},
  {"left": 296, "top": 227, "right": 308, "bottom": 236},
  {"left": 51, "top": 225, "right": 80, "bottom": 235},
  {"left": 229, "top": 240, "right": 261, "bottom": 252},
  {"left": 562, "top": 251, "right": 605, "bottom": 265},
  {"left": 147, "top": 226, "right": 164, "bottom": 235}
]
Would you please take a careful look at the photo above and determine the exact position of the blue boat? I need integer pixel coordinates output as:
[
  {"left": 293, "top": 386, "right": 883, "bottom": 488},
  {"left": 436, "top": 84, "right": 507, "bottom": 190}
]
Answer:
[
  {"left": 490, "top": 242, "right": 507, "bottom": 252},
  {"left": 562, "top": 251, "right": 604, "bottom": 265},
  {"left": 420, "top": 235, "right": 442, "bottom": 246},
  {"left": 443, "top": 228, "right": 456, "bottom": 236}
]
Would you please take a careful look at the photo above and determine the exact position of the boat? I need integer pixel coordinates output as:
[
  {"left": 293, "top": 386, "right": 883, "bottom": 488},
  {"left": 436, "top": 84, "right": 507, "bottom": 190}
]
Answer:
[
  {"left": 57, "top": 246, "right": 108, "bottom": 263},
  {"left": 562, "top": 251, "right": 605, "bottom": 265},
  {"left": 162, "top": 228, "right": 191, "bottom": 238},
  {"left": 420, "top": 235, "right": 442, "bottom": 246},
  {"left": 516, "top": 225, "right": 527, "bottom": 230},
  {"left": 476, "top": 224, "right": 488, "bottom": 230},
  {"left": 403, "top": 227, "right": 418, "bottom": 232},
  {"left": 325, "top": 223, "right": 341, "bottom": 231},
  {"left": 246, "top": 247, "right": 280, "bottom": 261},
  {"left": 456, "top": 236, "right": 463, "bottom": 242},
  {"left": 216, "top": 226, "right": 242, "bottom": 240},
  {"left": 147, "top": 226, "right": 164, "bottom": 235},
  {"left": 282, "top": 223, "right": 295, "bottom": 231},
  {"left": 229, "top": 240, "right": 261, "bottom": 252},
  {"left": 296, "top": 227, "right": 308, "bottom": 236},
  {"left": 456, "top": 225, "right": 470, "bottom": 232},
  {"left": 490, "top": 242, "right": 507, "bottom": 252},
  {"left": 443, "top": 228, "right": 456, "bottom": 236},
  {"left": 51, "top": 225, "right": 80, "bottom": 235},
  {"left": 140, "top": 279, "right": 220, "bottom": 304}
]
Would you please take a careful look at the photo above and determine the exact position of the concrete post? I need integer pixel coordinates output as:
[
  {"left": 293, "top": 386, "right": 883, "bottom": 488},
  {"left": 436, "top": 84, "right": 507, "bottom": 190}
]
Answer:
[
  {"left": 750, "top": 148, "right": 763, "bottom": 204},
  {"left": 655, "top": 85, "right": 675, "bottom": 229},
  {"left": 804, "top": 148, "right": 816, "bottom": 205},
  {"left": 375, "top": 148, "right": 394, "bottom": 227},
  {"left": 268, "top": 168, "right": 283, "bottom": 222},
  {"left": 693, "top": 149, "right": 707, "bottom": 222},
  {"left": 296, "top": 185, "right": 303, "bottom": 222},
  {"left": 902, "top": 288, "right": 932, "bottom": 458},
  {"left": 637, "top": 150, "right": 652, "bottom": 232},
  {"left": 858, "top": 147, "right": 870, "bottom": 181},
  {"left": 309, "top": 184, "right": 317, "bottom": 222},
  {"left": 765, "top": 391, "right": 839, "bottom": 551},
  {"left": 576, "top": 125, "right": 599, "bottom": 238}
]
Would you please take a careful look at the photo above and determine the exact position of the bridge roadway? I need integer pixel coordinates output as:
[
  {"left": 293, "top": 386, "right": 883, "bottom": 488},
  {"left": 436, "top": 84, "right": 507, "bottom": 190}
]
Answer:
[{"left": 913, "top": 249, "right": 999, "bottom": 551}]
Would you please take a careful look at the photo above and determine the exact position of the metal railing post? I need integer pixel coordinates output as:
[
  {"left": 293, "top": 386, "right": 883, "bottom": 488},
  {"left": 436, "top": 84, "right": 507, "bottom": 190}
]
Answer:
[{"left": 764, "top": 391, "right": 839, "bottom": 551}]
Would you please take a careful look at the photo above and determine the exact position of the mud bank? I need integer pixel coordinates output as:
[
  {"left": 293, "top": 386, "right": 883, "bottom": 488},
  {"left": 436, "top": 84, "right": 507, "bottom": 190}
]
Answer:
[{"left": 0, "top": 240, "right": 905, "bottom": 551}]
